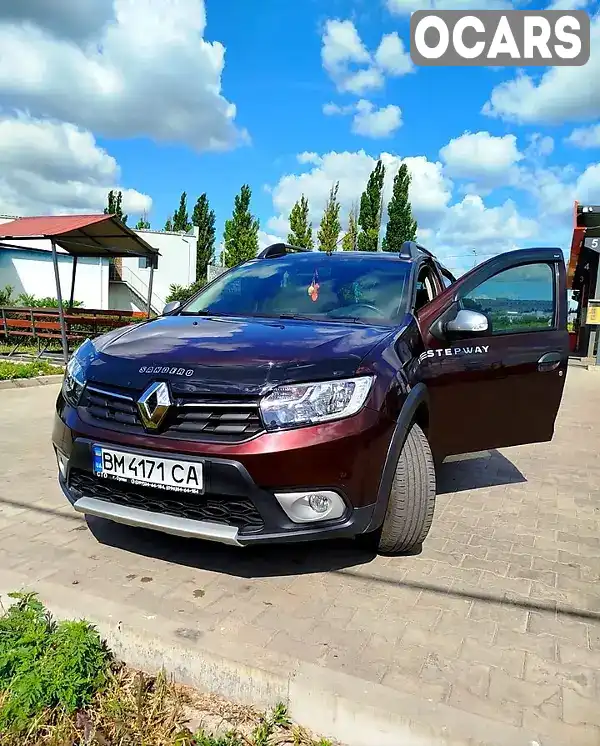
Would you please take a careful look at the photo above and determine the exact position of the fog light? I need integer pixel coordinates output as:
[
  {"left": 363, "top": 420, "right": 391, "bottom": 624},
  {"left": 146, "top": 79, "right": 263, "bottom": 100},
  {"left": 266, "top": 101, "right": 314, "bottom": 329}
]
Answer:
[
  {"left": 274, "top": 490, "right": 346, "bottom": 523},
  {"left": 56, "top": 449, "right": 68, "bottom": 479},
  {"left": 308, "top": 493, "right": 331, "bottom": 513}
]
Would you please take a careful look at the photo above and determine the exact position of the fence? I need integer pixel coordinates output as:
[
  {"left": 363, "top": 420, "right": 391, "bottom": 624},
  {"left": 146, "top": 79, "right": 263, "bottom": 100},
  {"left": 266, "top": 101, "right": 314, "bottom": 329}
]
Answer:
[{"left": 0, "top": 306, "right": 148, "bottom": 356}]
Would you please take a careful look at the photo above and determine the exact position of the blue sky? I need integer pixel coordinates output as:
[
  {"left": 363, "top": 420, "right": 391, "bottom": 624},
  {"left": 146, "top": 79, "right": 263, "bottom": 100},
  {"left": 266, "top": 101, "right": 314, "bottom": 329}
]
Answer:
[{"left": 0, "top": 0, "right": 599, "bottom": 275}]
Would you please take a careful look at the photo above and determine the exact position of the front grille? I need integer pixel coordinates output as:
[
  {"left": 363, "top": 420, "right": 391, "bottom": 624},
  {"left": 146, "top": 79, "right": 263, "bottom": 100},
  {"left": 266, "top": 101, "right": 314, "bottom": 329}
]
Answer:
[
  {"left": 69, "top": 470, "right": 264, "bottom": 533},
  {"left": 80, "top": 383, "right": 264, "bottom": 442}
]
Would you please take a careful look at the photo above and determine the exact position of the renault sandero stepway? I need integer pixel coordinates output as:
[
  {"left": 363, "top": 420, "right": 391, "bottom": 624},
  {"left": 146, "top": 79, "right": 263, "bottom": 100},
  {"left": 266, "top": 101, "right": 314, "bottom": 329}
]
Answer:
[{"left": 52, "top": 241, "right": 568, "bottom": 554}]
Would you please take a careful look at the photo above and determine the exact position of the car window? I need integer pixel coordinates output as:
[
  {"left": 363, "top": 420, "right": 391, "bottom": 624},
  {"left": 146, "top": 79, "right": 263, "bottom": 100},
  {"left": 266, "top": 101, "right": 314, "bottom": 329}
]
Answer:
[
  {"left": 414, "top": 265, "right": 438, "bottom": 311},
  {"left": 460, "top": 262, "right": 555, "bottom": 335},
  {"left": 181, "top": 254, "right": 412, "bottom": 324}
]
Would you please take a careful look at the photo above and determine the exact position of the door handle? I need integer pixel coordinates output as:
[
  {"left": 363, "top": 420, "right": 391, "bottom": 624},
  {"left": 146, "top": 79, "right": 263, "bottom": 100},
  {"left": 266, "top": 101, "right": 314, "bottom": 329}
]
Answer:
[{"left": 538, "top": 352, "right": 562, "bottom": 372}]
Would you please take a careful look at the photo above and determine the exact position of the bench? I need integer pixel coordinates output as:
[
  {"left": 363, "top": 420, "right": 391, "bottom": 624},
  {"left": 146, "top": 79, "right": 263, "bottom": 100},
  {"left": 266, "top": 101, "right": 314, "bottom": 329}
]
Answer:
[{"left": 0, "top": 306, "right": 148, "bottom": 357}]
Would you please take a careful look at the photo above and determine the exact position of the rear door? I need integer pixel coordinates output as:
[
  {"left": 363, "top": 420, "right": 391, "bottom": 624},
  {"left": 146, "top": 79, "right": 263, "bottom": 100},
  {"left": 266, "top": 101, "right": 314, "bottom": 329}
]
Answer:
[{"left": 414, "top": 248, "right": 568, "bottom": 458}]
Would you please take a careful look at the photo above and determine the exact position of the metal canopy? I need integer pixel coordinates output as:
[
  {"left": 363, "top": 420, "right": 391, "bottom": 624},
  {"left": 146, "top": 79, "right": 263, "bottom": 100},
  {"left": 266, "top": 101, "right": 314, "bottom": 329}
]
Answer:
[
  {"left": 0, "top": 214, "right": 160, "bottom": 364},
  {"left": 0, "top": 214, "right": 159, "bottom": 258}
]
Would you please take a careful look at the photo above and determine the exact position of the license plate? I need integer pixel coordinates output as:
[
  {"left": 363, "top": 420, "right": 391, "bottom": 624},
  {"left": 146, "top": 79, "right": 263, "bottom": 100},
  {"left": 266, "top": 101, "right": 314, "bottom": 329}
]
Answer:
[{"left": 92, "top": 446, "right": 203, "bottom": 494}]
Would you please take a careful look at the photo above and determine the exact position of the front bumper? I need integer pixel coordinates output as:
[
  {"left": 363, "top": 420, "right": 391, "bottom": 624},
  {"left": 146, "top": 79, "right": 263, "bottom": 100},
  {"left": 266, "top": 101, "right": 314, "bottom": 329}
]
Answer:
[{"left": 54, "top": 425, "right": 383, "bottom": 547}]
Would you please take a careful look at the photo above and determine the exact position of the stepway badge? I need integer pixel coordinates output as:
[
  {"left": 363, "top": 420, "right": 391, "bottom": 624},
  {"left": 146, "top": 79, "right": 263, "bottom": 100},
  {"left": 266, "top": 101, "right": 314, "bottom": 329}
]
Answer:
[{"left": 418, "top": 346, "right": 490, "bottom": 365}]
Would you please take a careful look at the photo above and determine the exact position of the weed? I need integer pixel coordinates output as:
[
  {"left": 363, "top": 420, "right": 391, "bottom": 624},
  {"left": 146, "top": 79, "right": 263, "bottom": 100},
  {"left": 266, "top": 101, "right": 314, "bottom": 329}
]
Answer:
[
  {"left": 0, "top": 360, "right": 63, "bottom": 380},
  {"left": 0, "top": 593, "right": 109, "bottom": 737},
  {"left": 0, "top": 594, "right": 335, "bottom": 746}
]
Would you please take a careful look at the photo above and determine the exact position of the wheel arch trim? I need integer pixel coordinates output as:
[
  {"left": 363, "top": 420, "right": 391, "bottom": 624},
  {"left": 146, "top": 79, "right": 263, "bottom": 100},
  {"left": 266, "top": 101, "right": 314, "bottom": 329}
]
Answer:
[{"left": 364, "top": 382, "right": 430, "bottom": 533}]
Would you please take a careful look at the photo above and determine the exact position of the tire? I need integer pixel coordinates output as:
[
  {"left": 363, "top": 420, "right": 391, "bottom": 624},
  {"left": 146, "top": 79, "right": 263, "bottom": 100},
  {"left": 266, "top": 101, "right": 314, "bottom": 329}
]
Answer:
[{"left": 377, "top": 422, "right": 436, "bottom": 555}]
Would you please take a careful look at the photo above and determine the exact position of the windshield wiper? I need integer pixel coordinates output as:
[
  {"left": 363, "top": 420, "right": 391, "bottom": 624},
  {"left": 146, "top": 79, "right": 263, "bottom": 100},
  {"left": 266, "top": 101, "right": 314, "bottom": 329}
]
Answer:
[{"left": 278, "top": 313, "right": 320, "bottom": 322}]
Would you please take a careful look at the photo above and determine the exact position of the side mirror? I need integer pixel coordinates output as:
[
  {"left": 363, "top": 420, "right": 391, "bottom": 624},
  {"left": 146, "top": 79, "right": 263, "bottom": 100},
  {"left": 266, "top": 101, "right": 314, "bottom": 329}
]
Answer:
[
  {"left": 162, "top": 300, "right": 181, "bottom": 316},
  {"left": 445, "top": 309, "right": 489, "bottom": 337}
]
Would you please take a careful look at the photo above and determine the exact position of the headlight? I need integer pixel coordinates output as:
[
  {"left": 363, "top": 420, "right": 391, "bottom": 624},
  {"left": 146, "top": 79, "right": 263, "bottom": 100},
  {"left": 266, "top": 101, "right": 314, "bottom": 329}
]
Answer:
[
  {"left": 260, "top": 376, "right": 374, "bottom": 431},
  {"left": 62, "top": 338, "right": 96, "bottom": 407}
]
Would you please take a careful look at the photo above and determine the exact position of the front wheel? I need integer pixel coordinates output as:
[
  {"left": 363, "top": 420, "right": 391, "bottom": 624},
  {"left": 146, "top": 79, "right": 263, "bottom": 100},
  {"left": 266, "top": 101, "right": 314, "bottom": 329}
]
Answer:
[{"left": 377, "top": 422, "right": 436, "bottom": 555}]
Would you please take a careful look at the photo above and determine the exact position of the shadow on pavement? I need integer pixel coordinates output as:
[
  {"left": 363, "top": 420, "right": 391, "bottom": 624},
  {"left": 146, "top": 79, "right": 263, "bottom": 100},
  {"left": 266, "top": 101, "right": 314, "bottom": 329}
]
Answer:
[
  {"left": 86, "top": 514, "right": 378, "bottom": 577},
  {"left": 437, "top": 449, "right": 526, "bottom": 494}
]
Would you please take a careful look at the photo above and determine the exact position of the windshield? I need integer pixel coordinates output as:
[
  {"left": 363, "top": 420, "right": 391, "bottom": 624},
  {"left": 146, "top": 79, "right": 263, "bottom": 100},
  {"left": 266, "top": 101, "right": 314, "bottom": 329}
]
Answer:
[{"left": 181, "top": 253, "right": 411, "bottom": 324}]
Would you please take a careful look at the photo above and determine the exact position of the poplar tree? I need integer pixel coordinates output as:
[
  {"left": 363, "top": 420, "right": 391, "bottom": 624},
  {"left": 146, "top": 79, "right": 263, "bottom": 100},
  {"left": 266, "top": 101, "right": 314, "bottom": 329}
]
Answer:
[
  {"left": 382, "top": 163, "right": 417, "bottom": 251},
  {"left": 342, "top": 202, "right": 359, "bottom": 251},
  {"left": 287, "top": 195, "right": 314, "bottom": 249},
  {"left": 317, "top": 182, "right": 341, "bottom": 253},
  {"left": 223, "top": 184, "right": 259, "bottom": 268},
  {"left": 357, "top": 160, "right": 385, "bottom": 251}
]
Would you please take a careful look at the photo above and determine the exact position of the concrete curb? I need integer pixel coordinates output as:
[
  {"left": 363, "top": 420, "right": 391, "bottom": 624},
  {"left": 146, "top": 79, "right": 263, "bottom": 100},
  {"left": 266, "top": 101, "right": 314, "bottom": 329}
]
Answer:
[
  {"left": 0, "top": 568, "right": 552, "bottom": 746},
  {"left": 0, "top": 374, "right": 63, "bottom": 390}
]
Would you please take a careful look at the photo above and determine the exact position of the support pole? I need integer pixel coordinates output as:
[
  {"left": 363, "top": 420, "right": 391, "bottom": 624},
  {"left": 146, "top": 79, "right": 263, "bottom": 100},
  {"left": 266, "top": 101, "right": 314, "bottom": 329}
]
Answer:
[
  {"left": 51, "top": 240, "right": 69, "bottom": 365},
  {"left": 147, "top": 258, "right": 155, "bottom": 318},
  {"left": 69, "top": 255, "right": 78, "bottom": 309}
]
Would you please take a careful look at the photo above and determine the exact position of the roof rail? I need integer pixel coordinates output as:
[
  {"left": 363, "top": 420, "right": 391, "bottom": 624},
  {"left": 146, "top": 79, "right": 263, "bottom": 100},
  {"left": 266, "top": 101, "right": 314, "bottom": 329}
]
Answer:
[
  {"left": 258, "top": 242, "right": 311, "bottom": 259},
  {"left": 399, "top": 240, "right": 434, "bottom": 260}
]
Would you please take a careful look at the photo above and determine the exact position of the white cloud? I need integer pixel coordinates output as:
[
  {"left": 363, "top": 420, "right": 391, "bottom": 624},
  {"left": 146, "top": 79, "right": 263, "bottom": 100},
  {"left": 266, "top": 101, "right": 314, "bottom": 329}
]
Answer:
[
  {"left": 482, "top": 16, "right": 600, "bottom": 124},
  {"left": 439, "top": 131, "right": 523, "bottom": 191},
  {"left": 297, "top": 152, "right": 322, "bottom": 165},
  {"left": 321, "top": 19, "right": 410, "bottom": 95},
  {"left": 0, "top": 0, "right": 246, "bottom": 151},
  {"left": 352, "top": 100, "right": 402, "bottom": 138},
  {"left": 321, "top": 19, "right": 378, "bottom": 94},
  {"left": 266, "top": 150, "right": 452, "bottom": 236},
  {"left": 343, "top": 67, "right": 385, "bottom": 95},
  {"left": 526, "top": 133, "right": 555, "bottom": 158},
  {"left": 258, "top": 230, "right": 284, "bottom": 249},
  {"left": 324, "top": 100, "right": 403, "bottom": 138},
  {"left": 437, "top": 195, "right": 537, "bottom": 247},
  {"left": 374, "top": 33, "right": 413, "bottom": 76},
  {"left": 0, "top": 0, "right": 113, "bottom": 41},
  {"left": 566, "top": 123, "right": 600, "bottom": 149},
  {"left": 264, "top": 149, "right": 551, "bottom": 275},
  {"left": 517, "top": 161, "right": 600, "bottom": 225},
  {"left": 385, "top": 0, "right": 510, "bottom": 14},
  {"left": 0, "top": 114, "right": 151, "bottom": 217},
  {"left": 323, "top": 102, "right": 354, "bottom": 116},
  {"left": 547, "top": 0, "right": 589, "bottom": 9}
]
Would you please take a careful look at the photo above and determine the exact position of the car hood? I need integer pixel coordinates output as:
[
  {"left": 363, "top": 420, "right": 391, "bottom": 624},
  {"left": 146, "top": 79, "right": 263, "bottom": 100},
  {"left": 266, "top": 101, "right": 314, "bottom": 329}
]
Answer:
[{"left": 87, "top": 315, "right": 393, "bottom": 395}]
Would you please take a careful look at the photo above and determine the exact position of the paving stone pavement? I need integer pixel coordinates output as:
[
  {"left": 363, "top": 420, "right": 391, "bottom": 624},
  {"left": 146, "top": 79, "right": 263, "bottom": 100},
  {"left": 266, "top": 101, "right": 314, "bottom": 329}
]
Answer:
[{"left": 0, "top": 366, "right": 599, "bottom": 744}]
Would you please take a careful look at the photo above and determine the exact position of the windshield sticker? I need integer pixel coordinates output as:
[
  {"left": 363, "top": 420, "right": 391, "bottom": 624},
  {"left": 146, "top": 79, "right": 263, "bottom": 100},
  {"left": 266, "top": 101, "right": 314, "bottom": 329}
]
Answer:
[{"left": 418, "top": 345, "right": 489, "bottom": 365}]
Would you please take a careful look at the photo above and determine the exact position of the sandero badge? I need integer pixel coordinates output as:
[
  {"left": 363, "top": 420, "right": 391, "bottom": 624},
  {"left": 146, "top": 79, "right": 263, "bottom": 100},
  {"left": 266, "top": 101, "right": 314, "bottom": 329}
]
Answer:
[{"left": 53, "top": 241, "right": 569, "bottom": 555}]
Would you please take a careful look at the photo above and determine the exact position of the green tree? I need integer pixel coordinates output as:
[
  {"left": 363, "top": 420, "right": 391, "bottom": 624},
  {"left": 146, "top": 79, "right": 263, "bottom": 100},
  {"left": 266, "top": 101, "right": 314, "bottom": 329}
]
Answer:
[
  {"left": 135, "top": 211, "right": 150, "bottom": 230},
  {"left": 104, "top": 190, "right": 128, "bottom": 225},
  {"left": 287, "top": 195, "right": 314, "bottom": 249},
  {"left": 317, "top": 182, "right": 341, "bottom": 253},
  {"left": 341, "top": 202, "right": 359, "bottom": 251},
  {"left": 192, "top": 193, "right": 216, "bottom": 283},
  {"left": 164, "top": 217, "right": 173, "bottom": 231},
  {"left": 172, "top": 192, "right": 192, "bottom": 232},
  {"left": 223, "top": 184, "right": 259, "bottom": 268},
  {"left": 357, "top": 160, "right": 385, "bottom": 251},
  {"left": 382, "top": 163, "right": 417, "bottom": 252}
]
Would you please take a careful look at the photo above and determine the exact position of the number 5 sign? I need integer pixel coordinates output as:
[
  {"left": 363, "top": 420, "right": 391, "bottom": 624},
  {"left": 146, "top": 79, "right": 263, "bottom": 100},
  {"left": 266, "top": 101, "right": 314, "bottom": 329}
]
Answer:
[{"left": 584, "top": 237, "right": 600, "bottom": 251}]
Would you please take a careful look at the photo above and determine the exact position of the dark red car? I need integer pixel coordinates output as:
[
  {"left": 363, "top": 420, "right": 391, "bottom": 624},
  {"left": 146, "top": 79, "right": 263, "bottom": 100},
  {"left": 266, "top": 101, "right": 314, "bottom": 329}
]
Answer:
[{"left": 52, "top": 242, "right": 568, "bottom": 554}]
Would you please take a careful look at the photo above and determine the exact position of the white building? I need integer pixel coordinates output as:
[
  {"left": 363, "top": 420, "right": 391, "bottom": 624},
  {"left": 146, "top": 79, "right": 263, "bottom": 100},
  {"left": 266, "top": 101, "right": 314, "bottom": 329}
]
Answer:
[{"left": 0, "top": 216, "right": 197, "bottom": 313}]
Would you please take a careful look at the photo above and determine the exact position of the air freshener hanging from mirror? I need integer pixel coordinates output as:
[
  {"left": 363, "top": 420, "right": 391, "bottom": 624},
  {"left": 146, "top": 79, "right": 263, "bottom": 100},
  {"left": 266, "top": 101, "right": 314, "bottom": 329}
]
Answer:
[{"left": 307, "top": 269, "right": 320, "bottom": 302}]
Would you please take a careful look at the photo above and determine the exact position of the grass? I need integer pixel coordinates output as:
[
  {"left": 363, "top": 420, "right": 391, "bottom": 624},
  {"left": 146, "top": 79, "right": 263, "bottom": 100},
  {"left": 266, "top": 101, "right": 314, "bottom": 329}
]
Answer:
[
  {"left": 0, "top": 343, "right": 62, "bottom": 355},
  {"left": 0, "top": 360, "right": 64, "bottom": 380},
  {"left": 0, "top": 594, "right": 334, "bottom": 746}
]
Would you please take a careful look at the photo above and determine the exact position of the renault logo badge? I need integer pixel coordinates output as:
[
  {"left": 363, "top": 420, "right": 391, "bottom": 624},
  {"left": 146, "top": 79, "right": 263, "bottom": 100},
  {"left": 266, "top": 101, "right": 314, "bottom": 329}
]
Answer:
[{"left": 137, "top": 381, "right": 171, "bottom": 431}]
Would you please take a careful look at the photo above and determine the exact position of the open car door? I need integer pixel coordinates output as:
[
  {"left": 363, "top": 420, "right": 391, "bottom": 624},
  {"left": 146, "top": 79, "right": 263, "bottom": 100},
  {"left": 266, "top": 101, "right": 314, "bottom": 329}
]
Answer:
[{"left": 414, "top": 248, "right": 569, "bottom": 459}]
